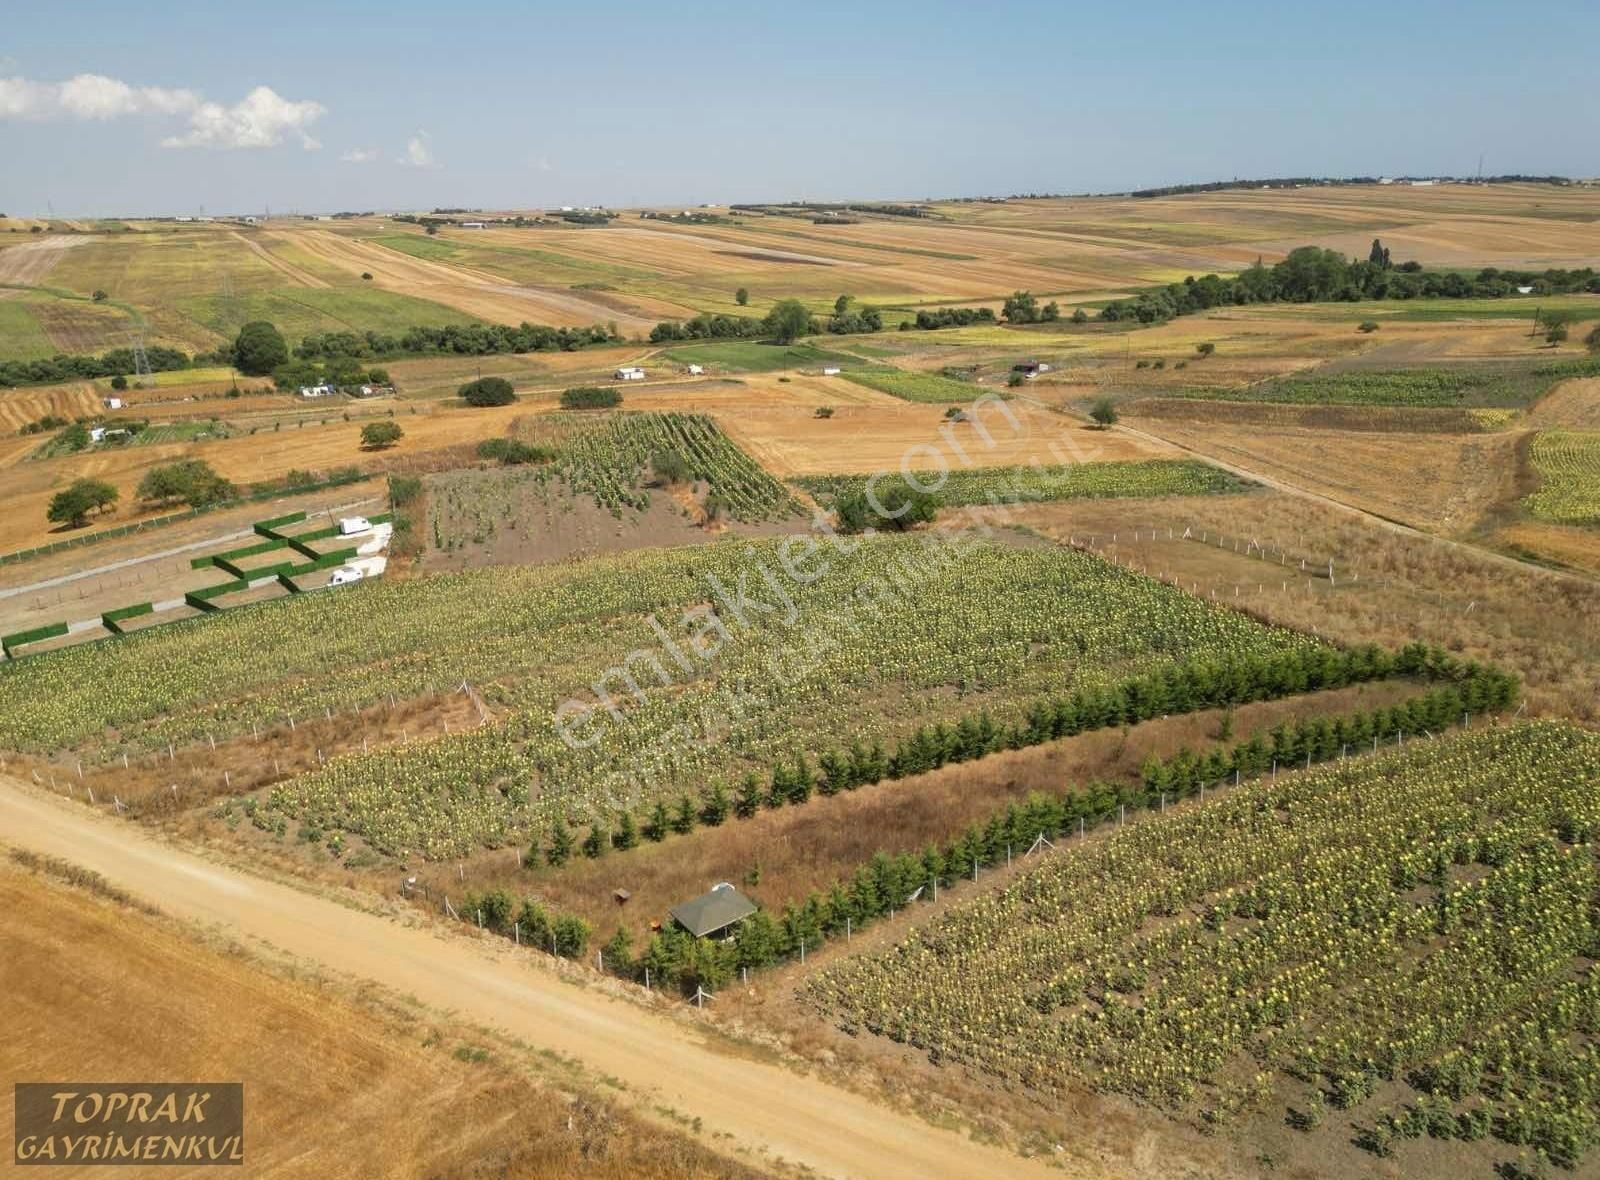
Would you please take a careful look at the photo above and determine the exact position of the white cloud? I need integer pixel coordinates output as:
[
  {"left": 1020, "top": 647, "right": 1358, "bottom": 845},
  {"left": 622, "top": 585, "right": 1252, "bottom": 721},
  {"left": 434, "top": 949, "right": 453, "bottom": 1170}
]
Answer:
[
  {"left": 58, "top": 73, "right": 198, "bottom": 118},
  {"left": 162, "top": 86, "right": 324, "bottom": 150},
  {"left": 0, "top": 73, "right": 324, "bottom": 150},
  {"left": 341, "top": 146, "right": 379, "bottom": 163},
  {"left": 533, "top": 156, "right": 554, "bottom": 173},
  {"left": 398, "top": 131, "right": 439, "bottom": 169}
]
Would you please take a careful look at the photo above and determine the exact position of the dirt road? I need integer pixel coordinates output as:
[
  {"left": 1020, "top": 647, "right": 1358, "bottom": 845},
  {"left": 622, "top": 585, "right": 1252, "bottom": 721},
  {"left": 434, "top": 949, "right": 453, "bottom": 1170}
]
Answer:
[{"left": 0, "top": 778, "right": 1057, "bottom": 1180}]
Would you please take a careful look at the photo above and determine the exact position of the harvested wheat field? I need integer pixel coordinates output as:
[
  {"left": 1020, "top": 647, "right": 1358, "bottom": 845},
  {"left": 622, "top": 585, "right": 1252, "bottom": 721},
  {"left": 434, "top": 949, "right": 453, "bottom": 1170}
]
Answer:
[
  {"left": 279, "top": 228, "right": 676, "bottom": 332},
  {"left": 0, "top": 382, "right": 103, "bottom": 434},
  {"left": 0, "top": 861, "right": 764, "bottom": 1180},
  {"left": 1123, "top": 413, "right": 1521, "bottom": 533}
]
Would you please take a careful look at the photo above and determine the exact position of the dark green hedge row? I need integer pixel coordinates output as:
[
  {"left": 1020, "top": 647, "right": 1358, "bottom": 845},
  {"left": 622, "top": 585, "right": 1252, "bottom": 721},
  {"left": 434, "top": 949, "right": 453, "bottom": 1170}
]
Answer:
[
  {"left": 1, "top": 621, "right": 69, "bottom": 655},
  {"left": 192, "top": 538, "right": 288, "bottom": 570},
  {"left": 100, "top": 602, "right": 154, "bottom": 634}
]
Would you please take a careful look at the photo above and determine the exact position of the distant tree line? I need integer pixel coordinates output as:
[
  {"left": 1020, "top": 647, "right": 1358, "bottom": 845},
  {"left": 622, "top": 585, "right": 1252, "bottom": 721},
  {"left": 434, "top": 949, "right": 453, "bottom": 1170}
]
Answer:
[
  {"left": 296, "top": 322, "right": 621, "bottom": 362},
  {"left": 907, "top": 306, "right": 998, "bottom": 330},
  {"left": 0, "top": 345, "right": 192, "bottom": 390},
  {"left": 729, "top": 201, "right": 938, "bottom": 220},
  {"left": 1099, "top": 242, "right": 1600, "bottom": 324},
  {"left": 1129, "top": 176, "right": 1572, "bottom": 198}
]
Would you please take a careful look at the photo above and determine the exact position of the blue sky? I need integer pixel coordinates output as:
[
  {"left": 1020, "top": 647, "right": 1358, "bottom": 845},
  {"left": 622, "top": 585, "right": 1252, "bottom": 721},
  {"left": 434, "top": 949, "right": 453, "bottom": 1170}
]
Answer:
[{"left": 1, "top": 0, "right": 1595, "bottom": 217}]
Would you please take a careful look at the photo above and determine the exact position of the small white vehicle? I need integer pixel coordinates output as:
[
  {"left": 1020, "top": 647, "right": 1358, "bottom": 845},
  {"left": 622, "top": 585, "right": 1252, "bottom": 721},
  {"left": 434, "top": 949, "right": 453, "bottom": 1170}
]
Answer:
[{"left": 327, "top": 566, "right": 366, "bottom": 587}]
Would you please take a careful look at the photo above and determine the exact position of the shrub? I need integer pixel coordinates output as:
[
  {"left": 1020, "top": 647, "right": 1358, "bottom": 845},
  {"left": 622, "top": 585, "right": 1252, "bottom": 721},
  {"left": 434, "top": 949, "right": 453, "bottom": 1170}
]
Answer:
[
  {"left": 459, "top": 377, "right": 516, "bottom": 407},
  {"left": 559, "top": 386, "right": 621, "bottom": 410},
  {"left": 835, "top": 477, "right": 939, "bottom": 534},
  {"left": 650, "top": 450, "right": 692, "bottom": 486},
  {"left": 1196, "top": 341, "right": 1216, "bottom": 357},
  {"left": 109, "top": 374, "right": 127, "bottom": 390},
  {"left": 815, "top": 406, "right": 834, "bottom": 419},
  {"left": 1358, "top": 320, "right": 1381, "bottom": 333},
  {"left": 360, "top": 421, "right": 403, "bottom": 449},
  {"left": 476, "top": 438, "right": 553, "bottom": 465},
  {"left": 1089, "top": 397, "right": 1119, "bottom": 428}
]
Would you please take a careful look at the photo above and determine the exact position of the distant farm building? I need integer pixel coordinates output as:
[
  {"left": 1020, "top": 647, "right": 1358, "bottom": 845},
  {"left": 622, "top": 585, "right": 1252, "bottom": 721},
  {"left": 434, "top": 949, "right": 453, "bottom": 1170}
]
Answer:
[
  {"left": 686, "top": 363, "right": 705, "bottom": 375},
  {"left": 669, "top": 883, "right": 758, "bottom": 940},
  {"left": 614, "top": 366, "right": 646, "bottom": 381},
  {"left": 103, "top": 397, "right": 123, "bottom": 411},
  {"left": 299, "top": 384, "right": 336, "bottom": 399},
  {"left": 460, "top": 221, "right": 486, "bottom": 229},
  {"left": 821, "top": 367, "right": 841, "bottom": 376},
  {"left": 338, "top": 516, "right": 373, "bottom": 537},
  {"left": 1517, "top": 285, "right": 1535, "bottom": 295},
  {"left": 1012, "top": 360, "right": 1050, "bottom": 377}
]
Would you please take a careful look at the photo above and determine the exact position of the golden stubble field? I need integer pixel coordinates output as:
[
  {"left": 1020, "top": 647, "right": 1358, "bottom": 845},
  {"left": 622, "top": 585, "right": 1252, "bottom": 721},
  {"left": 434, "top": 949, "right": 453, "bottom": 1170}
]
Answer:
[{"left": 0, "top": 863, "right": 762, "bottom": 1180}]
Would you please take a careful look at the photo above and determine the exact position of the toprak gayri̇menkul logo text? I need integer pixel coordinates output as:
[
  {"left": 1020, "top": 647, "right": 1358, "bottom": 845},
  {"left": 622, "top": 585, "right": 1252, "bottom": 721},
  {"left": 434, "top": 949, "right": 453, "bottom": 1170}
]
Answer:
[{"left": 14, "top": 1083, "right": 244, "bottom": 1166}]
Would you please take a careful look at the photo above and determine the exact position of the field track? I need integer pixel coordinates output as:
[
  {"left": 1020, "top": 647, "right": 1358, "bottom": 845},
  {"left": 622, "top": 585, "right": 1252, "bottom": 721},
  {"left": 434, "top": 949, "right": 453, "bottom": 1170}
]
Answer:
[
  {"left": 0, "top": 778, "right": 1058, "bottom": 1180},
  {"left": 231, "top": 230, "right": 330, "bottom": 288}
]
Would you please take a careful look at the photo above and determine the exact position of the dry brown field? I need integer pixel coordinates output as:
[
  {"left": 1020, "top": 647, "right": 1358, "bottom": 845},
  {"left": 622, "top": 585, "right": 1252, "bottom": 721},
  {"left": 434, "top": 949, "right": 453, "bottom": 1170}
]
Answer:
[
  {"left": 1122, "top": 413, "right": 1522, "bottom": 533},
  {"left": 0, "top": 860, "right": 767, "bottom": 1180}
]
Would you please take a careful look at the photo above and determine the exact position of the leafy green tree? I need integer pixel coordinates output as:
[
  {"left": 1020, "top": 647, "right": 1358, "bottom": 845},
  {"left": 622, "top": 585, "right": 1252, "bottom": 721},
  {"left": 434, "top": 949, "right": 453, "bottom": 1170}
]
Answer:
[
  {"left": 1089, "top": 397, "right": 1119, "bottom": 428},
  {"left": 764, "top": 299, "right": 812, "bottom": 344},
  {"left": 1070, "top": 307, "right": 1088, "bottom": 324},
  {"left": 136, "top": 459, "right": 234, "bottom": 508},
  {"left": 734, "top": 287, "right": 749, "bottom": 306},
  {"left": 1002, "top": 291, "right": 1039, "bottom": 323},
  {"left": 833, "top": 293, "right": 853, "bottom": 316},
  {"left": 360, "top": 420, "right": 403, "bottom": 449},
  {"left": 232, "top": 321, "right": 289, "bottom": 376},
  {"left": 1546, "top": 322, "right": 1570, "bottom": 345},
  {"left": 459, "top": 376, "right": 516, "bottom": 406},
  {"left": 109, "top": 374, "right": 128, "bottom": 390},
  {"left": 47, "top": 478, "right": 118, "bottom": 528},
  {"left": 92, "top": 289, "right": 108, "bottom": 302}
]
